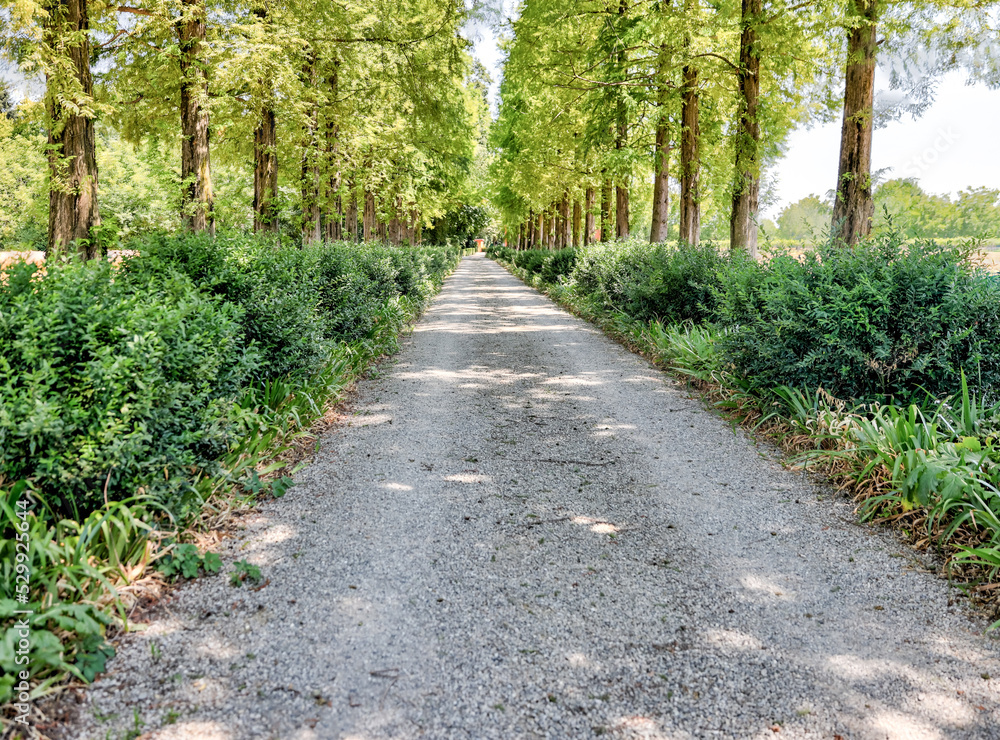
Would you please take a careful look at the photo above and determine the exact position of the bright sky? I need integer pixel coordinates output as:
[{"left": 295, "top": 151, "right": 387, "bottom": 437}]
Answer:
[
  {"left": 468, "top": 16, "right": 1000, "bottom": 220},
  {"left": 770, "top": 71, "right": 1000, "bottom": 218}
]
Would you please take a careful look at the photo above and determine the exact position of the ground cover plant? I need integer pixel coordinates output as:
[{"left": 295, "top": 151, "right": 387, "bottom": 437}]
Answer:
[
  {"left": 0, "top": 235, "right": 460, "bottom": 707},
  {"left": 489, "top": 235, "right": 1000, "bottom": 619}
]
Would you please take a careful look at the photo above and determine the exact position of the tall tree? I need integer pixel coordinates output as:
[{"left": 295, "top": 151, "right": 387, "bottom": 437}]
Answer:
[
  {"left": 729, "top": 0, "right": 762, "bottom": 256},
  {"left": 831, "top": 0, "right": 878, "bottom": 245},
  {"left": 42, "top": 0, "right": 100, "bottom": 256}
]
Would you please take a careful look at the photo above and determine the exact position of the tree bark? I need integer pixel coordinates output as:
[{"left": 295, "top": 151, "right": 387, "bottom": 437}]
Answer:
[
  {"left": 614, "top": 0, "right": 630, "bottom": 241},
  {"left": 832, "top": 0, "right": 878, "bottom": 245},
  {"left": 562, "top": 192, "right": 572, "bottom": 248},
  {"left": 322, "top": 60, "right": 341, "bottom": 242},
  {"left": 43, "top": 0, "right": 99, "bottom": 258},
  {"left": 178, "top": 0, "right": 213, "bottom": 234},
  {"left": 616, "top": 184, "right": 630, "bottom": 239},
  {"left": 573, "top": 199, "right": 582, "bottom": 247},
  {"left": 585, "top": 187, "right": 596, "bottom": 245},
  {"left": 300, "top": 52, "right": 321, "bottom": 244},
  {"left": 346, "top": 186, "right": 358, "bottom": 241},
  {"left": 253, "top": 105, "right": 278, "bottom": 233},
  {"left": 679, "top": 62, "right": 701, "bottom": 246},
  {"left": 650, "top": 125, "right": 670, "bottom": 243},
  {"left": 650, "top": 35, "right": 671, "bottom": 245},
  {"left": 600, "top": 178, "right": 612, "bottom": 242},
  {"left": 729, "top": 0, "right": 762, "bottom": 257},
  {"left": 363, "top": 190, "right": 375, "bottom": 242}
]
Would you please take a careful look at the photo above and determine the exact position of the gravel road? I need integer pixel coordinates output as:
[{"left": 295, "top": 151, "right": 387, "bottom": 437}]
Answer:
[{"left": 71, "top": 254, "right": 999, "bottom": 740}]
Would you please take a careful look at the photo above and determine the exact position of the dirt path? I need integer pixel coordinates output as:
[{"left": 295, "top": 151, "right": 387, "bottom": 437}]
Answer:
[{"left": 72, "top": 254, "right": 999, "bottom": 740}]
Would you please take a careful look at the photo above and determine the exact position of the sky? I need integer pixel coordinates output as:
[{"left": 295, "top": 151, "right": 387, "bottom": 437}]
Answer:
[{"left": 466, "top": 12, "right": 1000, "bottom": 220}]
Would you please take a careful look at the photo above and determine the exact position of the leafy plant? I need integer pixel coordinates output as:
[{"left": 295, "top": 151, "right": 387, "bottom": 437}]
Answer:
[
  {"left": 230, "top": 560, "right": 262, "bottom": 587},
  {"left": 156, "top": 544, "right": 222, "bottom": 580}
]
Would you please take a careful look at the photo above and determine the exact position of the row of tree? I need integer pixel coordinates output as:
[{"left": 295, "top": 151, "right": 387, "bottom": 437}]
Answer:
[
  {"left": 489, "top": 0, "right": 996, "bottom": 255},
  {"left": 770, "top": 181, "right": 1000, "bottom": 241},
  {"left": 2, "top": 0, "right": 487, "bottom": 257}
]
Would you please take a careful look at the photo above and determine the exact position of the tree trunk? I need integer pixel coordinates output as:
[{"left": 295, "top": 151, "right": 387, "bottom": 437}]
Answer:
[
  {"left": 300, "top": 53, "right": 321, "bottom": 244},
  {"left": 650, "top": 38, "right": 671, "bottom": 245},
  {"left": 600, "top": 179, "right": 612, "bottom": 242},
  {"left": 253, "top": 105, "right": 278, "bottom": 233},
  {"left": 616, "top": 184, "right": 630, "bottom": 239},
  {"left": 363, "top": 190, "right": 375, "bottom": 241},
  {"left": 325, "top": 196, "right": 342, "bottom": 242},
  {"left": 562, "top": 192, "right": 572, "bottom": 248},
  {"left": 679, "top": 62, "right": 701, "bottom": 246},
  {"left": 322, "top": 60, "right": 341, "bottom": 242},
  {"left": 573, "top": 200, "right": 582, "bottom": 247},
  {"left": 832, "top": 0, "right": 878, "bottom": 245},
  {"left": 650, "top": 125, "right": 670, "bottom": 243},
  {"left": 729, "top": 0, "right": 762, "bottom": 257},
  {"left": 585, "top": 187, "right": 596, "bottom": 245},
  {"left": 43, "top": 0, "right": 99, "bottom": 258},
  {"left": 346, "top": 187, "right": 358, "bottom": 241},
  {"left": 178, "top": 0, "right": 213, "bottom": 234}
]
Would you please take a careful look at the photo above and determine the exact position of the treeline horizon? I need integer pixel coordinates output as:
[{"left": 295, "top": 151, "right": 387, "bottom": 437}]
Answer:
[
  {"left": 489, "top": 0, "right": 998, "bottom": 254},
  {"left": 0, "top": 0, "right": 494, "bottom": 257}
]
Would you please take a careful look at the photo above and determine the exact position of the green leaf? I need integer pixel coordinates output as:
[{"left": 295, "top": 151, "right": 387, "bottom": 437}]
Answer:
[{"left": 202, "top": 552, "right": 222, "bottom": 574}]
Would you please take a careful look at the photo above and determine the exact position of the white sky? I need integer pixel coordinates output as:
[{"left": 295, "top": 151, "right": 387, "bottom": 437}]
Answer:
[
  {"left": 468, "top": 17, "right": 1000, "bottom": 219},
  {"left": 768, "top": 70, "right": 1000, "bottom": 218}
]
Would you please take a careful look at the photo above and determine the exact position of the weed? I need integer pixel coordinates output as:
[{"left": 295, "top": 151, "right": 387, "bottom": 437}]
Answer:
[{"left": 230, "top": 560, "right": 263, "bottom": 587}]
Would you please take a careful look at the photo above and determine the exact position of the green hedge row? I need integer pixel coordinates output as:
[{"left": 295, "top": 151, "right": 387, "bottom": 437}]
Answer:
[
  {"left": 1, "top": 234, "right": 460, "bottom": 521},
  {"left": 488, "top": 233, "right": 1000, "bottom": 404}
]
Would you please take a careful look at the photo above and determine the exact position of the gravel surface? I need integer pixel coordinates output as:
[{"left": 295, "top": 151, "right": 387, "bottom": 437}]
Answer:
[{"left": 71, "top": 254, "right": 999, "bottom": 740}]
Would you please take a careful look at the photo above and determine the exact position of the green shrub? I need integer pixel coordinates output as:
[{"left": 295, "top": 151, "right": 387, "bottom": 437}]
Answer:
[
  {"left": 718, "top": 233, "right": 1000, "bottom": 402},
  {"left": 0, "top": 258, "right": 253, "bottom": 519},
  {"left": 571, "top": 240, "right": 751, "bottom": 324},
  {"left": 540, "top": 248, "right": 577, "bottom": 283}
]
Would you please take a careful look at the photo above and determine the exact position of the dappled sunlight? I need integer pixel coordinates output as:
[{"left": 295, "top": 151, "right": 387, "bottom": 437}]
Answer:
[
  {"left": 381, "top": 482, "right": 413, "bottom": 491},
  {"left": 740, "top": 574, "right": 794, "bottom": 600},
  {"left": 570, "top": 515, "right": 619, "bottom": 534},
  {"left": 353, "top": 412, "right": 393, "bottom": 426},
  {"left": 566, "top": 651, "right": 594, "bottom": 668},
  {"left": 867, "top": 710, "right": 948, "bottom": 739},
  {"left": 701, "top": 627, "right": 764, "bottom": 651},
  {"left": 443, "top": 473, "right": 491, "bottom": 484},
  {"left": 155, "top": 720, "right": 233, "bottom": 739},
  {"left": 612, "top": 715, "right": 663, "bottom": 735},
  {"left": 593, "top": 422, "right": 637, "bottom": 436}
]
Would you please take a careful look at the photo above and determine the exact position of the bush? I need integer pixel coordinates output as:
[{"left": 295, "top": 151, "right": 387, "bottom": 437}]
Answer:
[
  {"left": 571, "top": 240, "right": 750, "bottom": 324},
  {"left": 0, "top": 258, "right": 253, "bottom": 519},
  {"left": 2, "top": 235, "right": 461, "bottom": 521},
  {"left": 718, "top": 233, "right": 1000, "bottom": 402}
]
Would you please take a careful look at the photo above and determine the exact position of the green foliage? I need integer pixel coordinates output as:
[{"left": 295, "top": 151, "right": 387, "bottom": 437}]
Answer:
[
  {"left": 156, "top": 544, "right": 223, "bottom": 580},
  {"left": 570, "top": 240, "right": 754, "bottom": 325},
  {"left": 774, "top": 195, "right": 833, "bottom": 240},
  {"left": 874, "top": 180, "right": 1000, "bottom": 240},
  {"left": 230, "top": 560, "right": 262, "bottom": 587},
  {"left": 0, "top": 231, "right": 461, "bottom": 706},
  {"left": 717, "top": 232, "right": 1000, "bottom": 403},
  {"left": 0, "top": 257, "right": 253, "bottom": 520}
]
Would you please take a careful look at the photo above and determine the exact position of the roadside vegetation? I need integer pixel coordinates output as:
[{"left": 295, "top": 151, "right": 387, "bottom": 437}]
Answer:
[
  {"left": 488, "top": 236, "right": 1000, "bottom": 623},
  {"left": 0, "top": 235, "right": 462, "bottom": 709}
]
